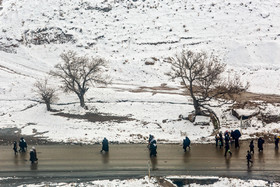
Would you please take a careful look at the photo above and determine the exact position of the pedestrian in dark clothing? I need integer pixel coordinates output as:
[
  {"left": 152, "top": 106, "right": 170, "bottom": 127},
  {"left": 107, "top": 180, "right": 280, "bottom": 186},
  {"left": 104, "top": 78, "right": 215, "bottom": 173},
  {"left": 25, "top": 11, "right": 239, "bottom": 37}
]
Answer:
[
  {"left": 148, "top": 134, "right": 154, "bottom": 149},
  {"left": 148, "top": 134, "right": 153, "bottom": 144},
  {"left": 231, "top": 130, "right": 241, "bottom": 148},
  {"left": 100, "top": 138, "right": 109, "bottom": 153},
  {"left": 183, "top": 136, "right": 191, "bottom": 152},
  {"left": 224, "top": 135, "right": 232, "bottom": 157},
  {"left": 32, "top": 146, "right": 38, "bottom": 162},
  {"left": 13, "top": 141, "right": 18, "bottom": 155},
  {"left": 219, "top": 133, "right": 224, "bottom": 149},
  {"left": 149, "top": 137, "right": 157, "bottom": 157},
  {"left": 215, "top": 134, "right": 219, "bottom": 147},
  {"left": 19, "top": 137, "right": 27, "bottom": 153},
  {"left": 29, "top": 149, "right": 36, "bottom": 163},
  {"left": 274, "top": 136, "right": 279, "bottom": 149},
  {"left": 246, "top": 150, "right": 253, "bottom": 166},
  {"left": 249, "top": 140, "right": 254, "bottom": 154},
  {"left": 258, "top": 137, "right": 265, "bottom": 152}
]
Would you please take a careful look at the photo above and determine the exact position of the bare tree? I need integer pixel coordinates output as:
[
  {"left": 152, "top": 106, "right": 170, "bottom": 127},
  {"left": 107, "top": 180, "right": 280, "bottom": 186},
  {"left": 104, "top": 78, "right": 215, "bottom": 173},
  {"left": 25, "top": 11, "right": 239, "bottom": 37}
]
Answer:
[
  {"left": 34, "top": 78, "right": 57, "bottom": 111},
  {"left": 50, "top": 51, "right": 108, "bottom": 108},
  {"left": 169, "top": 50, "right": 248, "bottom": 118}
]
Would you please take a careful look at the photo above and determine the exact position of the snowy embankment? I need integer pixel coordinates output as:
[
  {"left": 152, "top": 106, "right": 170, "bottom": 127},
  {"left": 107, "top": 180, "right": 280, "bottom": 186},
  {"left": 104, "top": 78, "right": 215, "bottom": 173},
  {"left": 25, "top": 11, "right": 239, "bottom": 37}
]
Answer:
[
  {"left": 7, "top": 176, "right": 278, "bottom": 187},
  {"left": 0, "top": 0, "right": 280, "bottom": 144}
]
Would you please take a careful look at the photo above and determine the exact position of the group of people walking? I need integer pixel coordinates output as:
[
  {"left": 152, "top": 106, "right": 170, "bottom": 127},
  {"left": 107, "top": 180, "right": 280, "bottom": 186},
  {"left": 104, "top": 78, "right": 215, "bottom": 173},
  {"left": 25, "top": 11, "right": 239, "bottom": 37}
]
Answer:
[
  {"left": 14, "top": 133, "right": 280, "bottom": 167},
  {"left": 215, "top": 130, "right": 280, "bottom": 167},
  {"left": 13, "top": 137, "right": 38, "bottom": 164}
]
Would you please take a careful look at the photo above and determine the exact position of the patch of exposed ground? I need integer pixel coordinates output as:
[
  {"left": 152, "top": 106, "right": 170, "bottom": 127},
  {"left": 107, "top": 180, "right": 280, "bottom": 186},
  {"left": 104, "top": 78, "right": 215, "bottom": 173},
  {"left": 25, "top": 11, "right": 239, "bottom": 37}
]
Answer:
[
  {"left": 0, "top": 127, "right": 52, "bottom": 145},
  {"left": 110, "top": 83, "right": 182, "bottom": 96},
  {"left": 111, "top": 84, "right": 280, "bottom": 104},
  {"left": 234, "top": 92, "right": 280, "bottom": 104},
  {"left": 54, "top": 112, "right": 134, "bottom": 123},
  {"left": 113, "top": 84, "right": 280, "bottom": 124}
]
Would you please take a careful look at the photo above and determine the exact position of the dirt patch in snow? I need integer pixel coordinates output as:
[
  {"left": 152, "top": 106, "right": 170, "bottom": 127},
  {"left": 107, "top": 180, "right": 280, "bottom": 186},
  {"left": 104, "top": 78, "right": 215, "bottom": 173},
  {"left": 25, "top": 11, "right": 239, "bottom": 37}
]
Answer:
[
  {"left": 234, "top": 92, "right": 280, "bottom": 104},
  {"left": 122, "top": 84, "right": 280, "bottom": 104},
  {"left": 0, "top": 127, "right": 52, "bottom": 146},
  {"left": 54, "top": 112, "right": 135, "bottom": 123}
]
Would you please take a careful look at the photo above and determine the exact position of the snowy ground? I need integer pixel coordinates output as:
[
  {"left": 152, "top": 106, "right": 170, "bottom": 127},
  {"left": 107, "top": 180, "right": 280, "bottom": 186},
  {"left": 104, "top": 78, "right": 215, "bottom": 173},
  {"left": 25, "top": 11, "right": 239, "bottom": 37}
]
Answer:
[
  {"left": 2, "top": 176, "right": 277, "bottom": 187},
  {"left": 0, "top": 0, "right": 280, "bottom": 144}
]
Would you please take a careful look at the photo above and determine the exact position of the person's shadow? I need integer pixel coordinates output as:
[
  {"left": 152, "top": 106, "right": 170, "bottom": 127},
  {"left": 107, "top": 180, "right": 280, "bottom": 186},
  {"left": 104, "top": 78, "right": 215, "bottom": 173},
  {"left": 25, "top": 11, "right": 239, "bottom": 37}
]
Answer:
[
  {"left": 13, "top": 154, "right": 19, "bottom": 166},
  {"left": 247, "top": 163, "right": 253, "bottom": 173},
  {"left": 258, "top": 152, "right": 265, "bottom": 164},
  {"left": 275, "top": 148, "right": 279, "bottom": 159},
  {"left": 101, "top": 152, "right": 109, "bottom": 164},
  {"left": 150, "top": 156, "right": 158, "bottom": 170},
  {"left": 225, "top": 157, "right": 231, "bottom": 169},
  {"left": 183, "top": 150, "right": 191, "bottom": 164},
  {"left": 30, "top": 162, "right": 38, "bottom": 170}
]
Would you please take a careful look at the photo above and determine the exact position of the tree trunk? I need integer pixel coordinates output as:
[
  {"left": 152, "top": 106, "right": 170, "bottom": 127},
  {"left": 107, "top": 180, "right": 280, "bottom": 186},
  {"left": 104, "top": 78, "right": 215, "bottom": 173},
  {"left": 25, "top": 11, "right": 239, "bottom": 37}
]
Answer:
[
  {"left": 189, "top": 80, "right": 202, "bottom": 115},
  {"left": 78, "top": 94, "right": 85, "bottom": 108},
  {"left": 46, "top": 102, "right": 51, "bottom": 111},
  {"left": 193, "top": 99, "right": 202, "bottom": 115}
]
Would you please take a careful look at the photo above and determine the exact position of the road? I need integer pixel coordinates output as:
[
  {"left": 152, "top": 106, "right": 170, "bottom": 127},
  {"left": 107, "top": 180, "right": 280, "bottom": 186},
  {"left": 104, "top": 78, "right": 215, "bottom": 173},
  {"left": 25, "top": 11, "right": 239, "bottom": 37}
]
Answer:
[{"left": 0, "top": 142, "right": 280, "bottom": 185}]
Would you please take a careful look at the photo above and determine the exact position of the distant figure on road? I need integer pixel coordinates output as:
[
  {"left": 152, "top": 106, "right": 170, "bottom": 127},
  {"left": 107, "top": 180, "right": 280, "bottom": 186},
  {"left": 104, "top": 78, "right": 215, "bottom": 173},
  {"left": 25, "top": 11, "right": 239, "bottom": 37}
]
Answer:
[
  {"left": 219, "top": 132, "right": 224, "bottom": 149},
  {"left": 19, "top": 137, "right": 27, "bottom": 153},
  {"left": 274, "top": 135, "right": 279, "bottom": 149},
  {"left": 231, "top": 130, "right": 241, "bottom": 148},
  {"left": 32, "top": 146, "right": 38, "bottom": 162},
  {"left": 13, "top": 141, "right": 18, "bottom": 155},
  {"left": 224, "top": 134, "right": 232, "bottom": 157},
  {"left": 246, "top": 150, "right": 253, "bottom": 166},
  {"left": 183, "top": 136, "right": 191, "bottom": 152},
  {"left": 29, "top": 149, "right": 37, "bottom": 164},
  {"left": 215, "top": 134, "right": 219, "bottom": 147},
  {"left": 149, "top": 136, "right": 157, "bottom": 157},
  {"left": 258, "top": 137, "right": 265, "bottom": 152},
  {"left": 100, "top": 137, "right": 109, "bottom": 153},
  {"left": 249, "top": 140, "right": 254, "bottom": 154},
  {"left": 148, "top": 134, "right": 154, "bottom": 149}
]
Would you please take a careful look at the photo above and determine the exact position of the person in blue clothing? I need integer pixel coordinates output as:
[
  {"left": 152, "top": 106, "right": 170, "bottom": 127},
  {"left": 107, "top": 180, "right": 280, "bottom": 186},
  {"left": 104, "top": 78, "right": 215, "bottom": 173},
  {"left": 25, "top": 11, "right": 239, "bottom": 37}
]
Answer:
[
  {"left": 149, "top": 136, "right": 157, "bottom": 157},
  {"left": 100, "top": 137, "right": 109, "bottom": 153},
  {"left": 183, "top": 136, "right": 191, "bottom": 152}
]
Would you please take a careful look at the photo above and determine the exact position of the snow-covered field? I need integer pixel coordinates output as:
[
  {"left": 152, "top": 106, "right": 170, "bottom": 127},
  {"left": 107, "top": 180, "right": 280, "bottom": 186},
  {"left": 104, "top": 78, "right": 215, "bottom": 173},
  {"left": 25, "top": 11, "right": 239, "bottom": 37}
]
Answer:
[
  {"left": 5, "top": 176, "right": 278, "bottom": 187},
  {"left": 0, "top": 0, "right": 280, "bottom": 144}
]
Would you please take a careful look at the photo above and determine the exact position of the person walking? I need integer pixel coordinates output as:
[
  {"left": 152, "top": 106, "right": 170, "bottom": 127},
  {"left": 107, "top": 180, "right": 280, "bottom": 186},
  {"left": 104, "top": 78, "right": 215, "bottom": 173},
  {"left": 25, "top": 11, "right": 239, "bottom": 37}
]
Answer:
[
  {"left": 219, "top": 132, "right": 224, "bottom": 149},
  {"left": 224, "top": 134, "right": 232, "bottom": 157},
  {"left": 274, "top": 135, "right": 279, "bottom": 149},
  {"left": 183, "top": 136, "right": 191, "bottom": 152},
  {"left": 215, "top": 134, "right": 219, "bottom": 147},
  {"left": 149, "top": 136, "right": 157, "bottom": 157},
  {"left": 13, "top": 141, "right": 18, "bottom": 155},
  {"left": 19, "top": 137, "right": 28, "bottom": 153},
  {"left": 100, "top": 137, "right": 109, "bottom": 153},
  {"left": 258, "top": 137, "right": 265, "bottom": 152},
  {"left": 246, "top": 150, "right": 253, "bottom": 166},
  {"left": 32, "top": 146, "right": 38, "bottom": 162},
  {"left": 249, "top": 140, "right": 254, "bottom": 154},
  {"left": 29, "top": 149, "right": 36, "bottom": 164}
]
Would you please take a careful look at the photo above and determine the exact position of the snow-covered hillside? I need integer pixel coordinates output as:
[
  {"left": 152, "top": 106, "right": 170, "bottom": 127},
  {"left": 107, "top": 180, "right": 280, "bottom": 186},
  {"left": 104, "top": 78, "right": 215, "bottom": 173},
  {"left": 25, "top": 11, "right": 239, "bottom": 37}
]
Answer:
[{"left": 0, "top": 0, "right": 280, "bottom": 144}]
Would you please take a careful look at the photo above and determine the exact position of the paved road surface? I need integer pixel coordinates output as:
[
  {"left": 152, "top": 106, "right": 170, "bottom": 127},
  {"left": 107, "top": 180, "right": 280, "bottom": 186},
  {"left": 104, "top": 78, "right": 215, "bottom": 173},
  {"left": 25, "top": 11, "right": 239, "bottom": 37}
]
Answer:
[{"left": 0, "top": 142, "right": 280, "bottom": 185}]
